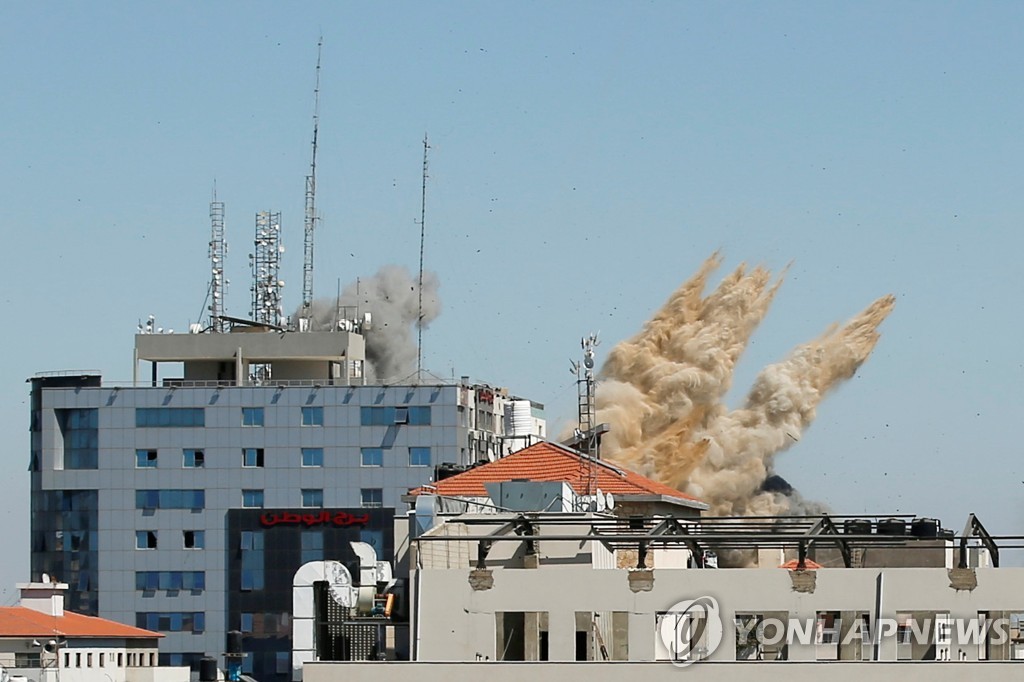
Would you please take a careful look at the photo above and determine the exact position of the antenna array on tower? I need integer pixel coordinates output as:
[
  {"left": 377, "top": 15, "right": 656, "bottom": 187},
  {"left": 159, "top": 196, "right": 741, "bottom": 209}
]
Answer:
[
  {"left": 301, "top": 38, "right": 323, "bottom": 324},
  {"left": 208, "top": 188, "right": 228, "bottom": 332},
  {"left": 250, "top": 211, "right": 284, "bottom": 327}
]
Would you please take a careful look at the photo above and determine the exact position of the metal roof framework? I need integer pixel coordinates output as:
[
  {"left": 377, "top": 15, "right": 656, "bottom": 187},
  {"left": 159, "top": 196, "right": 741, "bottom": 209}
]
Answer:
[{"left": 414, "top": 512, "right": 1014, "bottom": 570}]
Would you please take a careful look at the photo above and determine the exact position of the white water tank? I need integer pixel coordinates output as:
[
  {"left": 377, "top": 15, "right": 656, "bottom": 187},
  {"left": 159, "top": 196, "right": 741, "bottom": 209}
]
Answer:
[{"left": 505, "top": 400, "right": 533, "bottom": 437}]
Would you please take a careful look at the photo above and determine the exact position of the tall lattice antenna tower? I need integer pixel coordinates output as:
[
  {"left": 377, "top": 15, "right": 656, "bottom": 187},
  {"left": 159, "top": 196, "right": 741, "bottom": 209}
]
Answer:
[
  {"left": 250, "top": 211, "right": 284, "bottom": 327},
  {"left": 416, "top": 133, "right": 430, "bottom": 379},
  {"left": 300, "top": 37, "right": 323, "bottom": 326},
  {"left": 208, "top": 184, "right": 228, "bottom": 332},
  {"left": 570, "top": 333, "right": 600, "bottom": 486}
]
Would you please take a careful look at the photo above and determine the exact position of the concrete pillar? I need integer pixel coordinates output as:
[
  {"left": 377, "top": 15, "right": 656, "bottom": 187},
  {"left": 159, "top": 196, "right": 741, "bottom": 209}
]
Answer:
[
  {"left": 611, "top": 611, "right": 629, "bottom": 661},
  {"left": 235, "top": 348, "right": 244, "bottom": 386},
  {"left": 629, "top": 612, "right": 654, "bottom": 661},
  {"left": 547, "top": 610, "right": 576, "bottom": 661}
]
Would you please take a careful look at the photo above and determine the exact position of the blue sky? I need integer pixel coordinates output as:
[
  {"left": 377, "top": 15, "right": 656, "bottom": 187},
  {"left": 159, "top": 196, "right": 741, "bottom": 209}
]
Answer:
[{"left": 2, "top": 2, "right": 1023, "bottom": 597}]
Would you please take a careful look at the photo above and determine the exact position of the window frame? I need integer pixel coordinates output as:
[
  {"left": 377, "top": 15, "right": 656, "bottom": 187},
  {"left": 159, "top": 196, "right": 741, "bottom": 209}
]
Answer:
[
  {"left": 135, "top": 530, "right": 157, "bottom": 550},
  {"left": 135, "top": 449, "right": 158, "bottom": 468},
  {"left": 182, "top": 449, "right": 205, "bottom": 468},
  {"left": 242, "top": 448, "right": 265, "bottom": 468},
  {"left": 242, "top": 489, "right": 265, "bottom": 508},
  {"left": 301, "top": 489, "right": 324, "bottom": 508},
  {"left": 360, "top": 447, "right": 384, "bottom": 467},
  {"left": 183, "top": 530, "right": 205, "bottom": 549},
  {"left": 241, "top": 407, "right": 265, "bottom": 427},
  {"left": 410, "top": 446, "right": 431, "bottom": 467},
  {"left": 360, "top": 488, "right": 383, "bottom": 508},
  {"left": 301, "top": 406, "right": 324, "bottom": 426},
  {"left": 301, "top": 447, "right": 323, "bottom": 467}
]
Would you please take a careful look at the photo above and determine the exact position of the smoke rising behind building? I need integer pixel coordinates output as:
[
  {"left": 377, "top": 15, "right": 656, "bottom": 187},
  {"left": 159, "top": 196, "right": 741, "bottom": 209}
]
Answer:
[
  {"left": 597, "top": 253, "right": 895, "bottom": 518},
  {"left": 300, "top": 265, "right": 441, "bottom": 382}
]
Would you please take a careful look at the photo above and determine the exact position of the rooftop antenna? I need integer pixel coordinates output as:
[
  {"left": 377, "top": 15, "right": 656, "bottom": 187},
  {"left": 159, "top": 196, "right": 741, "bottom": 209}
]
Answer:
[
  {"left": 300, "top": 37, "right": 322, "bottom": 330},
  {"left": 249, "top": 211, "right": 284, "bottom": 328},
  {"left": 208, "top": 182, "right": 228, "bottom": 332},
  {"left": 570, "top": 333, "right": 599, "bottom": 436},
  {"left": 570, "top": 332, "right": 601, "bottom": 503},
  {"left": 416, "top": 133, "right": 430, "bottom": 381}
]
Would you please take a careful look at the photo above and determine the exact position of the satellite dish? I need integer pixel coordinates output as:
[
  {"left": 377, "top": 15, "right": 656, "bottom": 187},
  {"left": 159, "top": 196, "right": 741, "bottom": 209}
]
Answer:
[
  {"left": 605, "top": 492, "right": 615, "bottom": 510},
  {"left": 595, "top": 488, "right": 606, "bottom": 512}
]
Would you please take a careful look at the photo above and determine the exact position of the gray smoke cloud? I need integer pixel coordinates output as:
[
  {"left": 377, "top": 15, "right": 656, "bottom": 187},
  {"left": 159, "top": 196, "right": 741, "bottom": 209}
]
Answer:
[
  {"left": 596, "top": 253, "right": 895, "bottom": 520},
  {"left": 298, "top": 265, "right": 441, "bottom": 382}
]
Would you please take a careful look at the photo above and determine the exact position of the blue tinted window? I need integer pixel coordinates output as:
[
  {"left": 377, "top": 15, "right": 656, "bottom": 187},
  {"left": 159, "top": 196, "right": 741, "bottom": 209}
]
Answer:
[
  {"left": 359, "top": 405, "right": 430, "bottom": 425},
  {"left": 242, "top": 490, "right": 264, "bottom": 508},
  {"left": 360, "top": 488, "right": 383, "bottom": 508},
  {"left": 301, "top": 448, "right": 323, "bottom": 467},
  {"left": 135, "top": 531, "right": 157, "bottom": 549},
  {"left": 135, "top": 612, "right": 204, "bottom": 633},
  {"left": 136, "top": 571, "right": 159, "bottom": 590},
  {"left": 135, "top": 490, "right": 204, "bottom": 510},
  {"left": 360, "top": 406, "right": 392, "bottom": 426},
  {"left": 240, "top": 530, "right": 264, "bottom": 550},
  {"left": 242, "top": 407, "right": 264, "bottom": 427},
  {"left": 360, "top": 527, "right": 384, "bottom": 555},
  {"left": 242, "top": 448, "right": 264, "bottom": 468},
  {"left": 409, "top": 447, "right": 431, "bottom": 466},
  {"left": 135, "top": 408, "right": 205, "bottom": 428},
  {"left": 409, "top": 406, "right": 432, "bottom": 425},
  {"left": 240, "top": 531, "right": 265, "bottom": 591},
  {"left": 182, "top": 449, "right": 204, "bottom": 468},
  {"left": 301, "top": 406, "right": 323, "bottom": 426},
  {"left": 187, "top": 572, "right": 205, "bottom": 590},
  {"left": 300, "top": 531, "right": 324, "bottom": 564},
  {"left": 360, "top": 448, "right": 383, "bottom": 467},
  {"left": 183, "top": 530, "right": 204, "bottom": 549},
  {"left": 301, "top": 489, "right": 323, "bottom": 507},
  {"left": 136, "top": 449, "right": 157, "bottom": 468},
  {"left": 59, "top": 408, "right": 98, "bottom": 469},
  {"left": 163, "top": 572, "right": 184, "bottom": 590}
]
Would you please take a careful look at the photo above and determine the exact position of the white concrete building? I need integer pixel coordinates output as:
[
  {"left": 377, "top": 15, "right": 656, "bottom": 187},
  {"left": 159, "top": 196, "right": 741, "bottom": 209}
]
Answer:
[
  {"left": 0, "top": 581, "right": 187, "bottom": 682},
  {"left": 302, "top": 511, "right": 1024, "bottom": 681}
]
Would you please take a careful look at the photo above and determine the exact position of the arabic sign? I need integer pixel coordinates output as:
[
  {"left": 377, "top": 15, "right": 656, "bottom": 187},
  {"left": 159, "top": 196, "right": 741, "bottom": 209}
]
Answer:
[{"left": 259, "top": 510, "right": 370, "bottom": 528}]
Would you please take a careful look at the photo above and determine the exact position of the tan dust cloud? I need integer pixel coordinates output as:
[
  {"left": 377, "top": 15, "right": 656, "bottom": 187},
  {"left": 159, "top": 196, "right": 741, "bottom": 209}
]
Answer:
[{"left": 597, "top": 254, "right": 894, "bottom": 517}]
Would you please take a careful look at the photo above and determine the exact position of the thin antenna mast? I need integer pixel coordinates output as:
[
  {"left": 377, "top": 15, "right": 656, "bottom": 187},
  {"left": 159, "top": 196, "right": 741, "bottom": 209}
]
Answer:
[
  {"left": 416, "top": 133, "right": 430, "bottom": 380},
  {"left": 301, "top": 37, "right": 323, "bottom": 326},
  {"left": 208, "top": 182, "right": 227, "bottom": 332}
]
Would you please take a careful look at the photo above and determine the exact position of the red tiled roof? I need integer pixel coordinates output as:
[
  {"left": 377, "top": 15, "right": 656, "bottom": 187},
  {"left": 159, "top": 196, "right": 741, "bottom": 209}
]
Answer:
[
  {"left": 0, "top": 607, "right": 161, "bottom": 639},
  {"left": 410, "top": 441, "right": 705, "bottom": 508}
]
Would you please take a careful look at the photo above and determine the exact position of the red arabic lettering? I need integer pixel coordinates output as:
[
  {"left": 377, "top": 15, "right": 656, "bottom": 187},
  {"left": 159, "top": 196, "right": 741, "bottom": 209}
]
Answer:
[{"left": 260, "top": 510, "right": 370, "bottom": 528}]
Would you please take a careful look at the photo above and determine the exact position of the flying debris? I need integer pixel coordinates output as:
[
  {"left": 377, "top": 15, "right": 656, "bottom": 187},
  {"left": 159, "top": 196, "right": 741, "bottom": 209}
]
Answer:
[{"left": 596, "top": 252, "right": 895, "bottom": 519}]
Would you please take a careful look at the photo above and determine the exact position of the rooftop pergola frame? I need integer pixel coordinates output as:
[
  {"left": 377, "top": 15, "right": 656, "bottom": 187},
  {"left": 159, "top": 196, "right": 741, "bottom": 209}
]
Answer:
[{"left": 414, "top": 512, "right": 1016, "bottom": 570}]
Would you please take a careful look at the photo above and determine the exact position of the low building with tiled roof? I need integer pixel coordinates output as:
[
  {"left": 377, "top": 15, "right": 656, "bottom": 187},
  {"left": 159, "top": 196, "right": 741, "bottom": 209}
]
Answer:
[
  {"left": 407, "top": 440, "right": 706, "bottom": 517},
  {"left": 0, "top": 580, "right": 186, "bottom": 682}
]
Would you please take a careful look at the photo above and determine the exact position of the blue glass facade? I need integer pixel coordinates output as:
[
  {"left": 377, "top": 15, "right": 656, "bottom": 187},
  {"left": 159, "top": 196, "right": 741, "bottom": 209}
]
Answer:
[{"left": 28, "top": 376, "right": 510, "bottom": 682}]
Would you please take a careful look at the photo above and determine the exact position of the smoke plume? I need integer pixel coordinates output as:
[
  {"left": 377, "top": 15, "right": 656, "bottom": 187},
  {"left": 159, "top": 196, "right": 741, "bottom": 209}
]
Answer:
[
  {"left": 597, "top": 253, "right": 894, "bottom": 518},
  {"left": 300, "top": 265, "right": 441, "bottom": 382}
]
